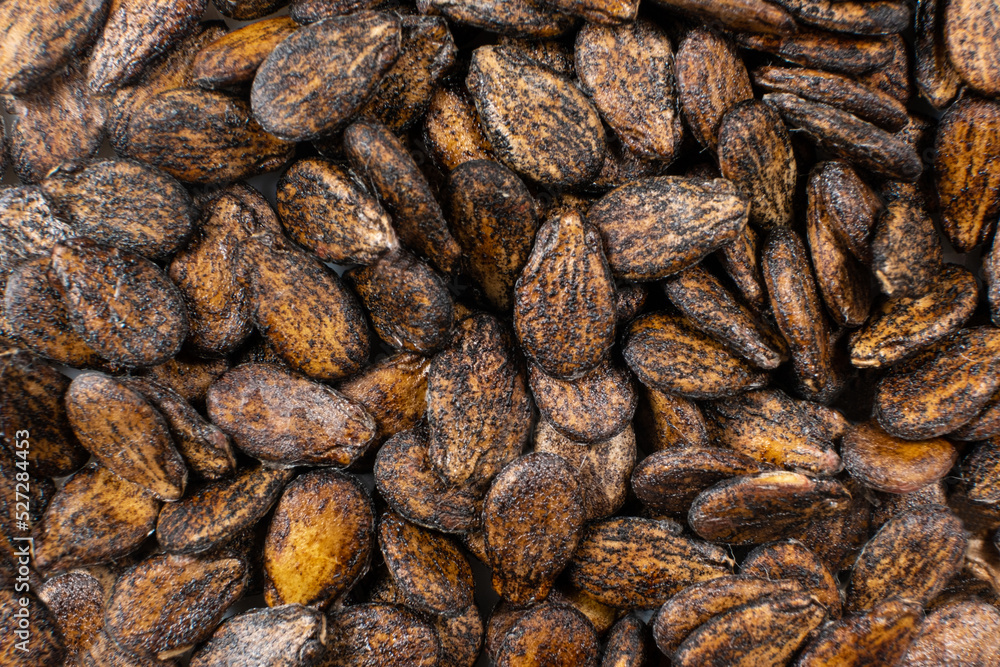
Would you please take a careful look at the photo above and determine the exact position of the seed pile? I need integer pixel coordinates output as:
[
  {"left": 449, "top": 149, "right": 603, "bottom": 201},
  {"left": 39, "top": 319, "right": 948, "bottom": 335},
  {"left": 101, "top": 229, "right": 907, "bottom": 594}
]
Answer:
[{"left": 0, "top": 0, "right": 999, "bottom": 664}]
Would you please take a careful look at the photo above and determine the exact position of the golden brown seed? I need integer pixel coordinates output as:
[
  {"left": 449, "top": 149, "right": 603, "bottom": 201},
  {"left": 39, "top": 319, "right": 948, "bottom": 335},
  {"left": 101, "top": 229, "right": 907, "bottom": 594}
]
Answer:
[
  {"left": 603, "top": 615, "right": 652, "bottom": 667},
  {"left": 773, "top": 0, "right": 912, "bottom": 35},
  {"left": 337, "top": 352, "right": 429, "bottom": 448},
  {"left": 430, "top": 0, "right": 574, "bottom": 40},
  {"left": 264, "top": 470, "right": 374, "bottom": 608},
  {"left": 934, "top": 97, "right": 1000, "bottom": 252},
  {"left": 423, "top": 85, "right": 494, "bottom": 171},
  {"left": 0, "top": 589, "right": 65, "bottom": 665},
  {"left": 156, "top": 465, "right": 293, "bottom": 554},
  {"left": 734, "top": 30, "right": 896, "bottom": 75},
  {"left": 794, "top": 597, "right": 923, "bottom": 666},
  {"left": 33, "top": 464, "right": 160, "bottom": 574},
  {"left": 954, "top": 436, "right": 1000, "bottom": 507},
  {"left": 944, "top": 0, "right": 1000, "bottom": 97},
  {"left": 872, "top": 183, "right": 943, "bottom": 298},
  {"left": 988, "top": 233, "right": 1000, "bottom": 327},
  {"left": 251, "top": 12, "right": 400, "bottom": 141},
  {"left": 190, "top": 605, "right": 327, "bottom": 667},
  {"left": 632, "top": 447, "right": 764, "bottom": 515},
  {"left": 567, "top": 516, "right": 733, "bottom": 608},
  {"left": 741, "top": 540, "right": 842, "bottom": 618},
  {"left": 647, "top": 0, "right": 795, "bottom": 33},
  {"left": 323, "top": 604, "right": 442, "bottom": 667},
  {"left": 290, "top": 0, "right": 382, "bottom": 22},
  {"left": 38, "top": 571, "right": 105, "bottom": 661},
  {"left": 66, "top": 373, "right": 187, "bottom": 501},
  {"left": 901, "top": 598, "right": 1000, "bottom": 666},
  {"left": 495, "top": 603, "right": 599, "bottom": 667},
  {"left": 49, "top": 238, "right": 188, "bottom": 367},
  {"left": 467, "top": 45, "right": 607, "bottom": 187},
  {"left": 104, "top": 552, "right": 248, "bottom": 659},
  {"left": 652, "top": 575, "right": 805, "bottom": 656},
  {"left": 207, "top": 363, "right": 376, "bottom": 467},
  {"left": 623, "top": 312, "right": 769, "bottom": 399},
  {"left": 343, "top": 119, "right": 462, "bottom": 275},
  {"left": 706, "top": 389, "right": 843, "bottom": 475},
  {"left": 915, "top": 0, "right": 962, "bottom": 109},
  {"left": 673, "top": 592, "right": 827, "bottom": 667},
  {"left": 811, "top": 160, "right": 882, "bottom": 263},
  {"left": 142, "top": 354, "right": 229, "bottom": 407},
  {"left": 534, "top": 419, "right": 635, "bottom": 521},
  {"left": 484, "top": 452, "right": 585, "bottom": 606},
  {"left": 634, "top": 388, "right": 710, "bottom": 450},
  {"left": 575, "top": 20, "right": 682, "bottom": 162},
  {"left": 432, "top": 602, "right": 483, "bottom": 667},
  {"left": 192, "top": 17, "right": 299, "bottom": 89},
  {"left": 587, "top": 176, "right": 749, "bottom": 281},
  {"left": 427, "top": 314, "right": 533, "bottom": 490},
  {"left": 0, "top": 186, "right": 72, "bottom": 277},
  {"left": 717, "top": 224, "right": 767, "bottom": 311},
  {"left": 689, "top": 471, "right": 853, "bottom": 545},
  {"left": 842, "top": 421, "right": 958, "bottom": 494},
  {"left": 847, "top": 504, "right": 967, "bottom": 612}
]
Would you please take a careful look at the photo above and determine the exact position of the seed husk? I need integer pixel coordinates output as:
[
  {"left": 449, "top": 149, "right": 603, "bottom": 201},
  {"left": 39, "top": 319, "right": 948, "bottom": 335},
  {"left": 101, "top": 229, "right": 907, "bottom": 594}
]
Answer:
[
  {"left": 0, "top": 186, "right": 73, "bottom": 278},
  {"left": 192, "top": 17, "right": 299, "bottom": 90},
  {"left": 842, "top": 420, "right": 958, "bottom": 494},
  {"left": 429, "top": 0, "right": 575, "bottom": 40},
  {"left": 423, "top": 85, "right": 494, "bottom": 172},
  {"left": 603, "top": 615, "right": 653, "bottom": 667},
  {"left": 734, "top": 29, "right": 897, "bottom": 75},
  {"left": 772, "top": 0, "right": 912, "bottom": 35},
  {"left": 337, "top": 352, "right": 430, "bottom": 448},
  {"left": 142, "top": 354, "right": 229, "bottom": 407},
  {"left": 717, "top": 224, "right": 767, "bottom": 311},
  {"left": 190, "top": 604, "right": 327, "bottom": 667}
]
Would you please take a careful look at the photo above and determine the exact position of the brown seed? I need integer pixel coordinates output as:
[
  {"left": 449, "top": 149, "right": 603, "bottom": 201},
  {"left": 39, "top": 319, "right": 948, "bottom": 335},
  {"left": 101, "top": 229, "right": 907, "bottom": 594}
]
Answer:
[
  {"left": 0, "top": 349, "right": 89, "bottom": 476},
  {"left": 954, "top": 436, "right": 1000, "bottom": 507},
  {"left": 432, "top": 602, "right": 483, "bottom": 667},
  {"left": 495, "top": 603, "right": 599, "bottom": 667},
  {"left": 529, "top": 361, "right": 635, "bottom": 443},
  {"left": 142, "top": 354, "right": 229, "bottom": 407},
  {"left": 847, "top": 504, "right": 967, "bottom": 611},
  {"left": 875, "top": 327, "right": 1000, "bottom": 439},
  {"left": 242, "top": 231, "right": 371, "bottom": 381},
  {"left": 0, "top": 589, "right": 65, "bottom": 665},
  {"left": 872, "top": 183, "right": 943, "bottom": 298},
  {"left": 603, "top": 615, "right": 652, "bottom": 667},
  {"left": 0, "top": 0, "right": 109, "bottom": 95},
  {"left": 337, "top": 352, "right": 429, "bottom": 447},
  {"left": 264, "top": 470, "right": 374, "bottom": 608},
  {"left": 251, "top": 12, "right": 400, "bottom": 141},
  {"left": 156, "top": 465, "right": 293, "bottom": 554},
  {"left": 567, "top": 516, "right": 733, "bottom": 608},
  {"left": 915, "top": 0, "right": 962, "bottom": 109},
  {"left": 38, "top": 571, "right": 106, "bottom": 661},
  {"left": 290, "top": 0, "right": 382, "bottom": 22},
  {"left": 934, "top": 97, "right": 1000, "bottom": 252},
  {"left": 323, "top": 604, "right": 442, "bottom": 667},
  {"left": 664, "top": 264, "right": 788, "bottom": 369},
  {"left": 41, "top": 158, "right": 196, "bottom": 261},
  {"left": 484, "top": 452, "right": 585, "bottom": 606},
  {"left": 795, "top": 597, "right": 923, "bottom": 666},
  {"left": 4, "top": 61, "right": 107, "bottom": 184},
  {"left": 423, "top": 85, "right": 494, "bottom": 171},
  {"left": 0, "top": 186, "right": 73, "bottom": 278},
  {"left": 841, "top": 421, "right": 957, "bottom": 494},
  {"left": 706, "top": 390, "right": 843, "bottom": 475},
  {"left": 575, "top": 20, "right": 682, "bottom": 162},
  {"left": 104, "top": 552, "right": 248, "bottom": 659},
  {"left": 772, "top": 0, "right": 912, "bottom": 35},
  {"left": 623, "top": 312, "right": 769, "bottom": 399},
  {"left": 652, "top": 575, "right": 805, "bottom": 656},
  {"left": 498, "top": 36, "right": 576, "bottom": 75},
  {"left": 673, "top": 592, "right": 827, "bottom": 667},
  {"left": 191, "top": 604, "right": 327, "bottom": 667},
  {"left": 944, "top": 0, "right": 1000, "bottom": 97},
  {"left": 66, "top": 373, "right": 187, "bottom": 501},
  {"left": 33, "top": 464, "right": 161, "bottom": 574},
  {"left": 534, "top": 419, "right": 635, "bottom": 521},
  {"left": 689, "top": 471, "right": 853, "bottom": 545},
  {"left": 375, "top": 428, "right": 483, "bottom": 534},
  {"left": 870, "top": 481, "right": 948, "bottom": 528},
  {"left": 717, "top": 224, "right": 767, "bottom": 311},
  {"left": 741, "top": 539, "right": 842, "bottom": 618},
  {"left": 428, "top": 0, "right": 575, "bottom": 40},
  {"left": 786, "top": 477, "right": 873, "bottom": 573},
  {"left": 446, "top": 159, "right": 538, "bottom": 311},
  {"left": 343, "top": 118, "right": 462, "bottom": 275},
  {"left": 734, "top": 30, "right": 897, "bottom": 75},
  {"left": 764, "top": 92, "right": 922, "bottom": 181},
  {"left": 587, "top": 176, "right": 749, "bottom": 281},
  {"left": 631, "top": 447, "right": 765, "bottom": 515},
  {"left": 427, "top": 314, "right": 533, "bottom": 490},
  {"left": 379, "top": 512, "right": 475, "bottom": 616},
  {"left": 207, "top": 363, "right": 376, "bottom": 467},
  {"left": 809, "top": 160, "right": 882, "bottom": 264},
  {"left": 467, "top": 45, "right": 607, "bottom": 187},
  {"left": 192, "top": 17, "right": 299, "bottom": 89},
  {"left": 647, "top": 0, "right": 796, "bottom": 33},
  {"left": 988, "top": 231, "right": 1000, "bottom": 327},
  {"left": 901, "top": 598, "right": 1000, "bottom": 666},
  {"left": 80, "top": 628, "right": 180, "bottom": 667}
]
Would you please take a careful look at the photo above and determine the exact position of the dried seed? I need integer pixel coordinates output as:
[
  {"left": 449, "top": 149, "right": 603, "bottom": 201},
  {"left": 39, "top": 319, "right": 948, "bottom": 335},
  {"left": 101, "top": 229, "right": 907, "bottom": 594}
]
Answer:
[
  {"left": 191, "top": 605, "right": 327, "bottom": 667},
  {"left": 192, "top": 17, "right": 299, "bottom": 89},
  {"left": 706, "top": 390, "right": 843, "bottom": 475},
  {"left": 207, "top": 363, "right": 376, "bottom": 467},
  {"left": 337, "top": 352, "right": 429, "bottom": 447},
  {"left": 587, "top": 176, "right": 749, "bottom": 281},
  {"left": 446, "top": 159, "right": 538, "bottom": 311},
  {"left": 872, "top": 184, "right": 942, "bottom": 298},
  {"left": 575, "top": 20, "right": 683, "bottom": 162},
  {"left": 689, "top": 471, "right": 853, "bottom": 545},
  {"left": 242, "top": 232, "right": 371, "bottom": 381},
  {"left": 843, "top": 421, "right": 957, "bottom": 494},
  {"left": 0, "top": 590, "right": 65, "bottom": 665},
  {"left": 343, "top": 119, "right": 462, "bottom": 274},
  {"left": 988, "top": 232, "right": 1000, "bottom": 327},
  {"left": 534, "top": 419, "right": 635, "bottom": 521},
  {"left": 427, "top": 314, "right": 532, "bottom": 490},
  {"left": 675, "top": 28, "right": 753, "bottom": 150},
  {"left": 66, "top": 373, "right": 187, "bottom": 501},
  {"left": 33, "top": 464, "right": 160, "bottom": 574},
  {"left": 323, "top": 604, "right": 442, "bottom": 666},
  {"left": 954, "top": 437, "right": 1000, "bottom": 507},
  {"left": 143, "top": 354, "right": 229, "bottom": 407},
  {"left": 764, "top": 93, "right": 922, "bottom": 181},
  {"left": 901, "top": 598, "right": 1000, "bottom": 666},
  {"left": 264, "top": 470, "right": 374, "bottom": 608},
  {"left": 251, "top": 12, "right": 401, "bottom": 141},
  {"left": 347, "top": 249, "right": 454, "bottom": 354},
  {"left": 631, "top": 447, "right": 765, "bottom": 515},
  {"left": 734, "top": 30, "right": 896, "bottom": 75},
  {"left": 772, "top": 0, "right": 912, "bottom": 35},
  {"left": 375, "top": 428, "right": 483, "bottom": 534},
  {"left": 423, "top": 85, "right": 494, "bottom": 171},
  {"left": 673, "top": 592, "right": 827, "bottom": 667},
  {"left": 380, "top": 512, "right": 475, "bottom": 616},
  {"left": 717, "top": 224, "right": 767, "bottom": 311},
  {"left": 105, "top": 552, "right": 248, "bottom": 659},
  {"left": 934, "top": 97, "right": 1000, "bottom": 252},
  {"left": 290, "top": 0, "right": 381, "bottom": 22},
  {"left": 156, "top": 465, "right": 293, "bottom": 554},
  {"left": 647, "top": 0, "right": 795, "bottom": 33},
  {"left": 602, "top": 615, "right": 652, "bottom": 667},
  {"left": 0, "top": 349, "right": 89, "bottom": 476},
  {"left": 847, "top": 504, "right": 967, "bottom": 611},
  {"left": 811, "top": 161, "right": 882, "bottom": 263},
  {"left": 38, "top": 571, "right": 105, "bottom": 661},
  {"left": 944, "top": 0, "right": 1000, "bottom": 97},
  {"left": 484, "top": 452, "right": 585, "bottom": 606},
  {"left": 80, "top": 629, "right": 179, "bottom": 667},
  {"left": 0, "top": 186, "right": 73, "bottom": 278},
  {"left": 741, "top": 539, "right": 842, "bottom": 618},
  {"left": 467, "top": 45, "right": 607, "bottom": 187},
  {"left": 786, "top": 477, "right": 873, "bottom": 572},
  {"left": 49, "top": 238, "right": 188, "bottom": 367},
  {"left": 623, "top": 312, "right": 769, "bottom": 399},
  {"left": 664, "top": 265, "right": 788, "bottom": 369},
  {"left": 428, "top": 0, "right": 575, "bottom": 39},
  {"left": 915, "top": 0, "right": 962, "bottom": 109},
  {"left": 567, "top": 516, "right": 733, "bottom": 608},
  {"left": 652, "top": 575, "right": 805, "bottom": 656},
  {"left": 495, "top": 603, "right": 599, "bottom": 667},
  {"left": 433, "top": 603, "right": 483, "bottom": 667},
  {"left": 870, "top": 481, "right": 948, "bottom": 528},
  {"left": 795, "top": 597, "right": 923, "bottom": 666},
  {"left": 215, "top": 0, "right": 285, "bottom": 18}
]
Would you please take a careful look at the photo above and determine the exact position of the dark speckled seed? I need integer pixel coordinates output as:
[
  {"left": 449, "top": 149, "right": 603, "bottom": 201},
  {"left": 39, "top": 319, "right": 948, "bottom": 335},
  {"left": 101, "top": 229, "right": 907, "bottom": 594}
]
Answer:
[
  {"left": 215, "top": 0, "right": 287, "bottom": 19},
  {"left": 602, "top": 615, "right": 652, "bottom": 667},
  {"left": 191, "top": 604, "right": 326, "bottom": 667},
  {"left": 945, "top": 0, "right": 1000, "bottom": 97},
  {"left": 631, "top": 447, "right": 765, "bottom": 515},
  {"left": 795, "top": 598, "right": 922, "bottom": 667},
  {"left": 734, "top": 29, "right": 897, "bottom": 75},
  {"left": 495, "top": 603, "right": 599, "bottom": 667},
  {"left": 872, "top": 183, "right": 943, "bottom": 298},
  {"left": 0, "top": 590, "right": 65, "bottom": 666},
  {"left": 428, "top": 0, "right": 576, "bottom": 40},
  {"left": 646, "top": 0, "right": 796, "bottom": 34},
  {"left": 528, "top": 361, "right": 636, "bottom": 443},
  {"left": 741, "top": 539, "right": 842, "bottom": 618},
  {"left": 0, "top": 186, "right": 73, "bottom": 279},
  {"left": 323, "top": 604, "right": 441, "bottom": 666},
  {"left": 191, "top": 17, "right": 300, "bottom": 90}
]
